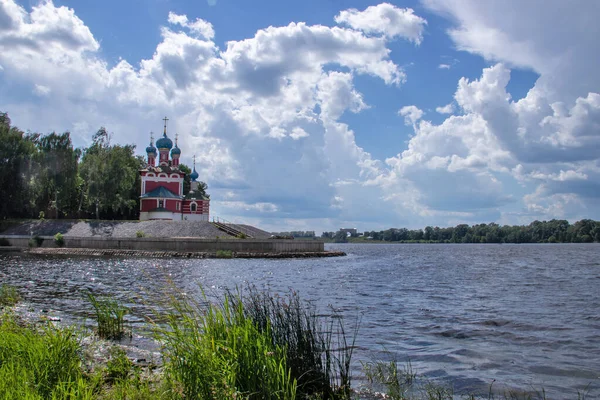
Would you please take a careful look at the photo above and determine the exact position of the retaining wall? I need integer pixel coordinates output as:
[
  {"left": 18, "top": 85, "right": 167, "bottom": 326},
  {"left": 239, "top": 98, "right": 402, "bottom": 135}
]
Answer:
[{"left": 0, "top": 235, "right": 324, "bottom": 253}]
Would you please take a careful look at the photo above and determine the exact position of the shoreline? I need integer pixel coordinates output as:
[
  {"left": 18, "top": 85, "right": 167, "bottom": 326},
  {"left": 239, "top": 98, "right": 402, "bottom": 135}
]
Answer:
[{"left": 3, "top": 246, "right": 346, "bottom": 259}]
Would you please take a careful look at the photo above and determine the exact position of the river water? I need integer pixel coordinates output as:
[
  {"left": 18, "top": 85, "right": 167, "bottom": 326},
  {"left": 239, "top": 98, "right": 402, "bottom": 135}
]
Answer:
[{"left": 1, "top": 243, "right": 599, "bottom": 398}]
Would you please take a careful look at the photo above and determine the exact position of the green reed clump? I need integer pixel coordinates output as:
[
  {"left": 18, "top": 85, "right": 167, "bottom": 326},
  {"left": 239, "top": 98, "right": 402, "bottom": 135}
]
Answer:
[
  {"left": 87, "top": 291, "right": 128, "bottom": 340},
  {"left": 0, "top": 314, "right": 85, "bottom": 399},
  {"left": 228, "top": 285, "right": 357, "bottom": 399},
  {"left": 158, "top": 291, "right": 297, "bottom": 399},
  {"left": 0, "top": 284, "right": 21, "bottom": 307}
]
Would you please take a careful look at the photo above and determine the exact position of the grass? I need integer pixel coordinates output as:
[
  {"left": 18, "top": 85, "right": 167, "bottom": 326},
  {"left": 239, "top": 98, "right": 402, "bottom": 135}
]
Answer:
[
  {"left": 0, "top": 312, "right": 171, "bottom": 400},
  {"left": 362, "top": 358, "right": 416, "bottom": 399},
  {"left": 157, "top": 289, "right": 298, "bottom": 399},
  {"left": 0, "top": 314, "right": 85, "bottom": 399},
  {"left": 155, "top": 285, "right": 357, "bottom": 399},
  {"left": 135, "top": 230, "right": 146, "bottom": 238},
  {"left": 239, "top": 285, "right": 357, "bottom": 398},
  {"left": 215, "top": 249, "right": 233, "bottom": 258},
  {"left": 87, "top": 291, "right": 129, "bottom": 340},
  {"left": 0, "top": 284, "right": 21, "bottom": 307},
  {"left": 54, "top": 232, "right": 65, "bottom": 247}
]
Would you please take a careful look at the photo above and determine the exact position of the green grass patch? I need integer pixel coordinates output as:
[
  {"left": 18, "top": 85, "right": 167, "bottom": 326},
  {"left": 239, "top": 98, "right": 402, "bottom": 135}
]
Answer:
[
  {"left": 215, "top": 249, "right": 233, "bottom": 258},
  {"left": 0, "top": 314, "right": 86, "bottom": 399},
  {"left": 135, "top": 230, "right": 146, "bottom": 238},
  {"left": 87, "top": 291, "right": 129, "bottom": 340},
  {"left": 0, "top": 284, "right": 21, "bottom": 307},
  {"left": 157, "top": 289, "right": 297, "bottom": 399}
]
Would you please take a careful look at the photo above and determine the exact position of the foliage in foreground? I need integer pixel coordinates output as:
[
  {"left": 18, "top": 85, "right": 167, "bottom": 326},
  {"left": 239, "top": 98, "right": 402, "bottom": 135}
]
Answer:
[
  {"left": 0, "top": 314, "right": 86, "bottom": 399},
  {"left": 158, "top": 286, "right": 358, "bottom": 399}
]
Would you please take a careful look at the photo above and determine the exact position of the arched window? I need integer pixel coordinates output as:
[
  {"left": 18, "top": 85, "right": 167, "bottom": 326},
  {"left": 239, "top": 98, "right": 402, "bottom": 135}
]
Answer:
[
  {"left": 146, "top": 173, "right": 155, "bottom": 177},
  {"left": 158, "top": 173, "right": 168, "bottom": 178},
  {"left": 170, "top": 173, "right": 180, "bottom": 178},
  {"left": 191, "top": 203, "right": 197, "bottom": 212}
]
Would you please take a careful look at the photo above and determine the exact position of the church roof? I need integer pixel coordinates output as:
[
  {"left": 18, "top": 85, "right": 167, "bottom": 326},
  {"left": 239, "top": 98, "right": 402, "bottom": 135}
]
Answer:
[
  {"left": 185, "top": 190, "right": 209, "bottom": 201},
  {"left": 141, "top": 186, "right": 182, "bottom": 199}
]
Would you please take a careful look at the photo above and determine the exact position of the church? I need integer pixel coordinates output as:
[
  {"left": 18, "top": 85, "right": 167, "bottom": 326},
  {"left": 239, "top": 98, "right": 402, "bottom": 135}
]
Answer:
[{"left": 139, "top": 118, "right": 210, "bottom": 221}]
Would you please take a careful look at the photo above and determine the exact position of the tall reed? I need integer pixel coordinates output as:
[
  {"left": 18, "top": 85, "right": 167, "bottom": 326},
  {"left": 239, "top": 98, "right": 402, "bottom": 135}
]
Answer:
[
  {"left": 87, "top": 291, "right": 128, "bottom": 340},
  {"left": 237, "top": 286, "right": 357, "bottom": 399},
  {"left": 158, "top": 291, "right": 297, "bottom": 399}
]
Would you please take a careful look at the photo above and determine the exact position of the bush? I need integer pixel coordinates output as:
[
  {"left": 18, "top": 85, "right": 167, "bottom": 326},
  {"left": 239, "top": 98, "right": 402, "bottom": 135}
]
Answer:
[
  {"left": 87, "top": 291, "right": 129, "bottom": 340},
  {"left": 135, "top": 230, "right": 145, "bottom": 238},
  {"left": 215, "top": 249, "right": 233, "bottom": 258},
  {"left": 54, "top": 232, "right": 65, "bottom": 247},
  {"left": 0, "top": 238, "right": 10, "bottom": 246},
  {"left": 29, "top": 235, "right": 44, "bottom": 248},
  {"left": 236, "top": 232, "right": 248, "bottom": 239}
]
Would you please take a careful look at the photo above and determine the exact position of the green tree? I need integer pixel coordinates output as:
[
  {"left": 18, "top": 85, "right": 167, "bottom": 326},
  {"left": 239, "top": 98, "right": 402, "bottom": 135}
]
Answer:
[
  {"left": 79, "top": 128, "right": 143, "bottom": 219},
  {"left": 333, "top": 230, "right": 348, "bottom": 243},
  {"left": 0, "top": 113, "right": 38, "bottom": 218},
  {"left": 33, "top": 132, "right": 81, "bottom": 218}
]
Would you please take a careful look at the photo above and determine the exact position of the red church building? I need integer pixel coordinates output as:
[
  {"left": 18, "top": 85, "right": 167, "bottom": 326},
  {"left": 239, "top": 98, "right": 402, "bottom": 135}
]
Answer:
[{"left": 139, "top": 117, "right": 210, "bottom": 221}]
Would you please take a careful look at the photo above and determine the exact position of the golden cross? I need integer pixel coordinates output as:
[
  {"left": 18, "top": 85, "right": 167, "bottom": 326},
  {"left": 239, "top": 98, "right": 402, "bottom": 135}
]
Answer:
[
  {"left": 162, "top": 116, "right": 169, "bottom": 134},
  {"left": 175, "top": 133, "right": 179, "bottom": 146},
  {"left": 150, "top": 131, "right": 154, "bottom": 144}
]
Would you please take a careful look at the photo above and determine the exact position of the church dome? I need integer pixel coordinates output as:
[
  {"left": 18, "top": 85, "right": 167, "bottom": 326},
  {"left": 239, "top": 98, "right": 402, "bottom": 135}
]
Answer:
[
  {"left": 146, "top": 144, "right": 157, "bottom": 154},
  {"left": 190, "top": 168, "right": 199, "bottom": 181},
  {"left": 171, "top": 146, "right": 181, "bottom": 156},
  {"left": 156, "top": 133, "right": 173, "bottom": 150}
]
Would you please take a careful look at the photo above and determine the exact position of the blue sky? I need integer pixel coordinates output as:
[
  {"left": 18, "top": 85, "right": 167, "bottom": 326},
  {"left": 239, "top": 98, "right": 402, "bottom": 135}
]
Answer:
[{"left": 1, "top": 0, "right": 599, "bottom": 232}]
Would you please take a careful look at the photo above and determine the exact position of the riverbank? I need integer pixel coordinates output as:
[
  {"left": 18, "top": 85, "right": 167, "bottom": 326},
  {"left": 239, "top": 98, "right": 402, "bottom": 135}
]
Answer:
[
  {"left": 0, "top": 219, "right": 340, "bottom": 257},
  {"left": 17, "top": 247, "right": 346, "bottom": 259}
]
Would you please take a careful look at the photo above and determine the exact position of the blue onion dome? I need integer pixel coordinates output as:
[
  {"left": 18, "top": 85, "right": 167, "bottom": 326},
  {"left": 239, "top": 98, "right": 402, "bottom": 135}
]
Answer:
[
  {"left": 171, "top": 146, "right": 181, "bottom": 156},
  {"left": 190, "top": 168, "right": 199, "bottom": 181},
  {"left": 156, "top": 133, "right": 173, "bottom": 150},
  {"left": 146, "top": 144, "right": 157, "bottom": 154}
]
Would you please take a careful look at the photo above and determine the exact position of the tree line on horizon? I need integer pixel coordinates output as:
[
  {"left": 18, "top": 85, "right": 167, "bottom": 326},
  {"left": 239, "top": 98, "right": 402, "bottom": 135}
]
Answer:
[
  {"left": 0, "top": 112, "right": 208, "bottom": 220},
  {"left": 323, "top": 219, "right": 600, "bottom": 243}
]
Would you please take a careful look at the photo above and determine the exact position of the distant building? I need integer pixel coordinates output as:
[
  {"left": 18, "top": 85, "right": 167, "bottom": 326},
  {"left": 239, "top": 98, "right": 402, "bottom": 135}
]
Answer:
[
  {"left": 139, "top": 117, "right": 210, "bottom": 221},
  {"left": 339, "top": 228, "right": 358, "bottom": 236}
]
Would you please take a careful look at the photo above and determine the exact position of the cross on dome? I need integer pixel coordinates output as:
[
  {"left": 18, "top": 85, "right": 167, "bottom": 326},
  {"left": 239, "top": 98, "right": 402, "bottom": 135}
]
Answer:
[{"left": 162, "top": 116, "right": 169, "bottom": 134}]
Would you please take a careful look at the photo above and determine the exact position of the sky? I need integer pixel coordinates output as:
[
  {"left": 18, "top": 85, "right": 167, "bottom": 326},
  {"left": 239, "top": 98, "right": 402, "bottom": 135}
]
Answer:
[{"left": 1, "top": 0, "right": 599, "bottom": 233}]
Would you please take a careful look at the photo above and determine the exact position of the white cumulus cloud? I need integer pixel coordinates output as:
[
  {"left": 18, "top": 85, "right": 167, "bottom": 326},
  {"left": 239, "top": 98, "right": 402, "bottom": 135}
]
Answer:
[{"left": 335, "top": 3, "right": 427, "bottom": 44}]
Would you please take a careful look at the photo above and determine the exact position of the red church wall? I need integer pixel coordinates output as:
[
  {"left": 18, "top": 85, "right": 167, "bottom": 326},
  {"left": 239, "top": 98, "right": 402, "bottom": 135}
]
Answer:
[
  {"left": 141, "top": 199, "right": 156, "bottom": 212},
  {"left": 141, "top": 199, "right": 182, "bottom": 212},
  {"left": 145, "top": 180, "right": 181, "bottom": 195},
  {"left": 182, "top": 200, "right": 210, "bottom": 214}
]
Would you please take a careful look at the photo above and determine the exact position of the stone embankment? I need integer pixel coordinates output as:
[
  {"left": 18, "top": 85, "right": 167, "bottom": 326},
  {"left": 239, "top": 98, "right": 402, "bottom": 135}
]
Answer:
[
  {"left": 1, "top": 220, "right": 272, "bottom": 239},
  {"left": 25, "top": 247, "right": 346, "bottom": 259}
]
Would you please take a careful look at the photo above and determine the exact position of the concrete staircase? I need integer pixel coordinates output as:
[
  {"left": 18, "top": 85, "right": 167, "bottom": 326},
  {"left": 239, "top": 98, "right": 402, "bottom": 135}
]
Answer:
[{"left": 212, "top": 218, "right": 254, "bottom": 238}]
